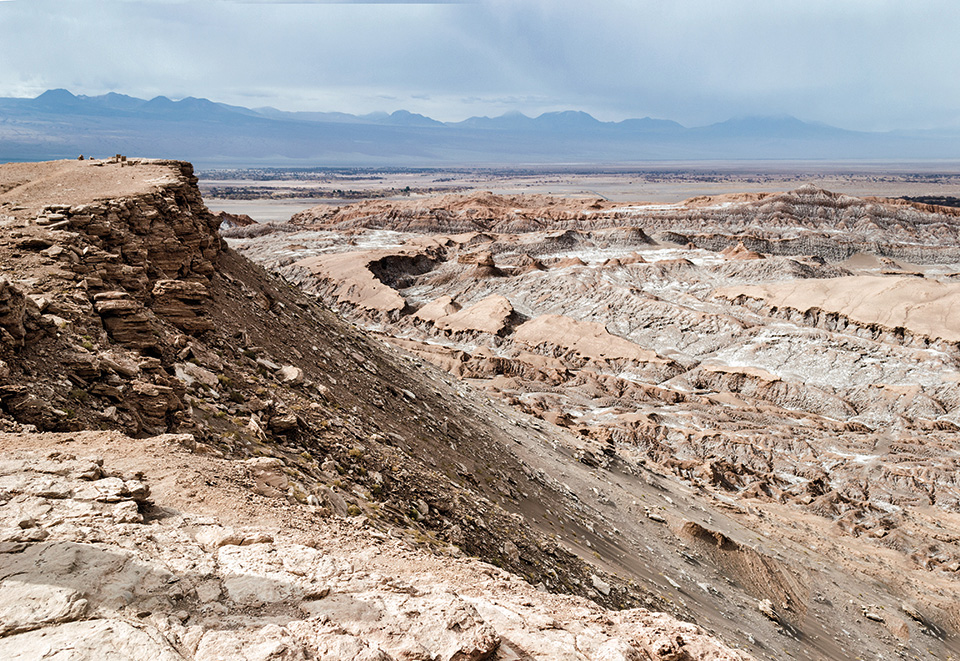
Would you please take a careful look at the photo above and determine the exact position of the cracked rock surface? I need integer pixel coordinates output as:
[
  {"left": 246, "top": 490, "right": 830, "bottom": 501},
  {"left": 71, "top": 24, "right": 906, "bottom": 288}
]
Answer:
[{"left": 0, "top": 440, "right": 750, "bottom": 661}]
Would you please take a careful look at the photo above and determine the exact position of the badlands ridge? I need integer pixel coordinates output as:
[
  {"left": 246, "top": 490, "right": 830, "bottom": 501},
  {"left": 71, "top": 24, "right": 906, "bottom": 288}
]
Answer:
[
  {"left": 231, "top": 184, "right": 960, "bottom": 659},
  {"left": 0, "top": 159, "right": 751, "bottom": 660}
]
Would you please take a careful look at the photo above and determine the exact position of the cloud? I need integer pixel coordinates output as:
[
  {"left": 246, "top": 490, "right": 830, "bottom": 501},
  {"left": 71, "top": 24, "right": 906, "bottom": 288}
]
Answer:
[
  {"left": 228, "top": 1, "right": 476, "bottom": 4},
  {"left": 1, "top": 0, "right": 958, "bottom": 129}
]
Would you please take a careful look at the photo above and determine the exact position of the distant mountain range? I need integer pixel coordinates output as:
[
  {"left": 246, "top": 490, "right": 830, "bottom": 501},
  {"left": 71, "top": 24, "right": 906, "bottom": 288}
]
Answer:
[{"left": 1, "top": 89, "right": 959, "bottom": 166}]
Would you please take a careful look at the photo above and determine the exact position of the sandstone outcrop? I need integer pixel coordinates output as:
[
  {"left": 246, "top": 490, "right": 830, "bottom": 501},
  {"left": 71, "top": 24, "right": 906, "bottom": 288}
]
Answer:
[
  {"left": 0, "top": 159, "right": 220, "bottom": 435},
  {"left": 151, "top": 280, "right": 214, "bottom": 334},
  {"left": 94, "top": 291, "right": 159, "bottom": 349},
  {"left": 716, "top": 275, "right": 960, "bottom": 345},
  {"left": 214, "top": 210, "right": 257, "bottom": 229},
  {"left": 434, "top": 294, "right": 514, "bottom": 335},
  {"left": 515, "top": 315, "right": 674, "bottom": 368},
  {"left": 415, "top": 295, "right": 461, "bottom": 322},
  {"left": 721, "top": 241, "right": 765, "bottom": 260},
  {"left": 291, "top": 186, "right": 960, "bottom": 263},
  {"left": 285, "top": 251, "right": 419, "bottom": 314},
  {"left": 0, "top": 278, "right": 27, "bottom": 346}
]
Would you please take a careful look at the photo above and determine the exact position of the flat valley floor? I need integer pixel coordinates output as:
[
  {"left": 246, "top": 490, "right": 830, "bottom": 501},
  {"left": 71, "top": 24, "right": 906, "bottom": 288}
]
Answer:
[{"left": 200, "top": 162, "right": 960, "bottom": 221}]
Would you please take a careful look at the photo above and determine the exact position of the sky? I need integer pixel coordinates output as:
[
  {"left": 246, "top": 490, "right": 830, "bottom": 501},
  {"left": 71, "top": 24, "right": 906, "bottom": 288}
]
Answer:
[{"left": 1, "top": 0, "right": 958, "bottom": 131}]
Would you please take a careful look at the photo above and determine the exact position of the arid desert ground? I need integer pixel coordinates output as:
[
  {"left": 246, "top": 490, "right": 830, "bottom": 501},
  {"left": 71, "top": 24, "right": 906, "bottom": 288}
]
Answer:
[
  {"left": 3, "top": 159, "right": 960, "bottom": 660},
  {"left": 201, "top": 163, "right": 960, "bottom": 221}
]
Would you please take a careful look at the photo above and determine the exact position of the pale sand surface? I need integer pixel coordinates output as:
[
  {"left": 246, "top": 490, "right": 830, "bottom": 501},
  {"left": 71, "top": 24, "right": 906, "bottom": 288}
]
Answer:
[
  {"left": 1, "top": 158, "right": 178, "bottom": 218},
  {"left": 716, "top": 275, "right": 960, "bottom": 343},
  {"left": 515, "top": 314, "right": 668, "bottom": 364}
]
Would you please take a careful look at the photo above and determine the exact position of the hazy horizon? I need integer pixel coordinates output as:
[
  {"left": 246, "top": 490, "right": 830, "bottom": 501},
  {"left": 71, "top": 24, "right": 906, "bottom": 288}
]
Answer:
[{"left": 0, "top": 87, "right": 909, "bottom": 131}]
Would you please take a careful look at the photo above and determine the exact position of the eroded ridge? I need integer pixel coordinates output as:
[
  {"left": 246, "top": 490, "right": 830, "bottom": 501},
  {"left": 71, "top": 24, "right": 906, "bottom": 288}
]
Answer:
[{"left": 0, "top": 159, "right": 770, "bottom": 660}]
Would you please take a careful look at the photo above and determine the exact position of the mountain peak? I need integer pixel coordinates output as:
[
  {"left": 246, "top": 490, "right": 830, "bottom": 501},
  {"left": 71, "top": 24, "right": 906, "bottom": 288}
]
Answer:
[
  {"left": 535, "top": 110, "right": 602, "bottom": 126},
  {"left": 385, "top": 110, "right": 443, "bottom": 127},
  {"left": 34, "top": 89, "right": 80, "bottom": 106}
]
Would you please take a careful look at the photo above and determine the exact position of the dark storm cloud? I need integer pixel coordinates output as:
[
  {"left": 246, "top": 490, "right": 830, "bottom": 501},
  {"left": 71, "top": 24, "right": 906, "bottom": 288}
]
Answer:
[{"left": 0, "top": 0, "right": 957, "bottom": 129}]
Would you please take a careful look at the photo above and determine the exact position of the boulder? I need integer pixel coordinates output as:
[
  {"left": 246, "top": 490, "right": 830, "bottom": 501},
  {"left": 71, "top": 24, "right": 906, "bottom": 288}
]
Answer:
[
  {"left": 175, "top": 362, "right": 220, "bottom": 389},
  {"left": 268, "top": 413, "right": 299, "bottom": 435},
  {"left": 278, "top": 365, "right": 304, "bottom": 385}
]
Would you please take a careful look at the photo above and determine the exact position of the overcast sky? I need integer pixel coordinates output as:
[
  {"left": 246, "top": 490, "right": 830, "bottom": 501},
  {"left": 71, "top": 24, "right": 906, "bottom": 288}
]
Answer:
[{"left": 1, "top": 0, "right": 957, "bottom": 130}]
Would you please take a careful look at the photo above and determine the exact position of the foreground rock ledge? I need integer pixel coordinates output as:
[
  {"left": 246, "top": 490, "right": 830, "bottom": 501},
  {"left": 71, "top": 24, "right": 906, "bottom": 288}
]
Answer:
[{"left": 0, "top": 434, "right": 752, "bottom": 661}]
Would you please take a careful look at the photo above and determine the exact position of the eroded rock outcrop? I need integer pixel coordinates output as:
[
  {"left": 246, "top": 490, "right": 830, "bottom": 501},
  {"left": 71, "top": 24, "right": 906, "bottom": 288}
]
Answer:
[
  {"left": 1, "top": 159, "right": 772, "bottom": 659},
  {"left": 151, "top": 280, "right": 214, "bottom": 334},
  {"left": 0, "top": 279, "right": 27, "bottom": 347},
  {"left": 94, "top": 291, "right": 159, "bottom": 349},
  {"left": 716, "top": 275, "right": 960, "bottom": 346},
  {"left": 0, "top": 159, "right": 221, "bottom": 435},
  {"left": 9, "top": 162, "right": 960, "bottom": 660},
  {"left": 0, "top": 445, "right": 753, "bottom": 661},
  {"left": 434, "top": 294, "right": 514, "bottom": 335}
]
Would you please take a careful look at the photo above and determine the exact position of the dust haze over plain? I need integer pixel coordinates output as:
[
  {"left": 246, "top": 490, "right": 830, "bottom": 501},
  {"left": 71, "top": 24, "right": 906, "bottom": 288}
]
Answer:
[{"left": 1, "top": 0, "right": 958, "bottom": 131}]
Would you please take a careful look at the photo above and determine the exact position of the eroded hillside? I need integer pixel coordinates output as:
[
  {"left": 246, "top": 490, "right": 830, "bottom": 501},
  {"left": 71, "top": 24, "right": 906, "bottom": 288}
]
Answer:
[
  {"left": 0, "top": 159, "right": 758, "bottom": 660},
  {"left": 229, "top": 185, "right": 960, "bottom": 660}
]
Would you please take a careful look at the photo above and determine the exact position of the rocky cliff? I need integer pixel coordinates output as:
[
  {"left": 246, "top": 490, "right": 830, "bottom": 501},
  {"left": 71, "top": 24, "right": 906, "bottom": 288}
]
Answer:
[{"left": 0, "top": 159, "right": 221, "bottom": 435}]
